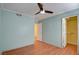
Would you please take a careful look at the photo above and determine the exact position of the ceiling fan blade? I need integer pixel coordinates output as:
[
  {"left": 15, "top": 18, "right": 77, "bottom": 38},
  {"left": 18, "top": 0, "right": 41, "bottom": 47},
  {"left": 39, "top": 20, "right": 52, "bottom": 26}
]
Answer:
[
  {"left": 35, "top": 11, "right": 40, "bottom": 15},
  {"left": 37, "top": 3, "right": 43, "bottom": 10},
  {"left": 45, "top": 10, "right": 53, "bottom": 14}
]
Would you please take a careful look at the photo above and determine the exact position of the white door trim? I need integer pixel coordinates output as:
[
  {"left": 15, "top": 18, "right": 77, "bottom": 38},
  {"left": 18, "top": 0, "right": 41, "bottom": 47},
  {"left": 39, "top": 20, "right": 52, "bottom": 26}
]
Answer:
[{"left": 61, "top": 18, "right": 67, "bottom": 48}]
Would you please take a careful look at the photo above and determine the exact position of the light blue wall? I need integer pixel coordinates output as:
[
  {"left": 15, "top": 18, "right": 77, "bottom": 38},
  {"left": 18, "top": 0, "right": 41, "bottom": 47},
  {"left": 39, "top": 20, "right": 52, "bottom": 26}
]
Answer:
[
  {"left": 42, "top": 8, "right": 79, "bottom": 48},
  {"left": 0, "top": 9, "right": 34, "bottom": 51},
  {"left": 42, "top": 17, "right": 62, "bottom": 47},
  {"left": 0, "top": 9, "right": 2, "bottom": 50}
]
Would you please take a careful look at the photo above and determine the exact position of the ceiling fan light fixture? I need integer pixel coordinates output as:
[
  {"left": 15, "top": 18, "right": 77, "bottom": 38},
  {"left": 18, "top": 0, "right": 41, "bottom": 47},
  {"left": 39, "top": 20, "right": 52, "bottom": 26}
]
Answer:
[
  {"left": 40, "top": 10, "right": 45, "bottom": 14},
  {"left": 35, "top": 3, "right": 53, "bottom": 15}
]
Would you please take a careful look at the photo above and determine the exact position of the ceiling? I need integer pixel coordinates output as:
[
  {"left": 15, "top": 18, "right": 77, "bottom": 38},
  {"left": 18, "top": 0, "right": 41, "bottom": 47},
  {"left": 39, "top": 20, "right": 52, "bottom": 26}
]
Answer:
[{"left": 0, "top": 3, "right": 79, "bottom": 20}]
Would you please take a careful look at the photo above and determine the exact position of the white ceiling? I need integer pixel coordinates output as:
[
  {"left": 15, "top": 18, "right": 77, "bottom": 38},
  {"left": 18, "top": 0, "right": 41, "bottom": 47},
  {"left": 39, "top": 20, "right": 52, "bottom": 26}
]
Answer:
[{"left": 0, "top": 3, "right": 79, "bottom": 20}]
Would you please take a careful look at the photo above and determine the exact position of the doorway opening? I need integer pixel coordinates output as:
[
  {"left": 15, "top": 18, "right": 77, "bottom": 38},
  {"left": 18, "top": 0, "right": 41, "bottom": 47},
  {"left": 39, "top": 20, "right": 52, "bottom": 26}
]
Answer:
[
  {"left": 34, "top": 23, "right": 42, "bottom": 48},
  {"left": 62, "top": 16, "right": 77, "bottom": 54}
]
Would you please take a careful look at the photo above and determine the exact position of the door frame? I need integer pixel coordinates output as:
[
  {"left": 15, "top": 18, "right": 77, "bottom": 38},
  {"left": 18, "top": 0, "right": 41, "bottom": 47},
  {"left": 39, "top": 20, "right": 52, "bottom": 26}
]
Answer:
[
  {"left": 77, "top": 16, "right": 79, "bottom": 54},
  {"left": 61, "top": 18, "right": 67, "bottom": 48},
  {"left": 61, "top": 15, "right": 79, "bottom": 54},
  {"left": 62, "top": 16, "right": 78, "bottom": 47},
  {"left": 34, "top": 23, "right": 42, "bottom": 41},
  {"left": 38, "top": 23, "right": 42, "bottom": 41}
]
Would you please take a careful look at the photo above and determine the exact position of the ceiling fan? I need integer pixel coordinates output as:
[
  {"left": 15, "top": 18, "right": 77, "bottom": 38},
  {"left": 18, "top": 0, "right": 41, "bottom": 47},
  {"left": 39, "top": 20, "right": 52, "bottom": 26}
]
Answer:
[{"left": 35, "top": 3, "right": 54, "bottom": 15}]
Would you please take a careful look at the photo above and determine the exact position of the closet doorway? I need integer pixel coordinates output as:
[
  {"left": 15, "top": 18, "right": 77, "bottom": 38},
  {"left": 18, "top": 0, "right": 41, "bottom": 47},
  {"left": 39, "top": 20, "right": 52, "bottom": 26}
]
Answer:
[{"left": 62, "top": 16, "right": 78, "bottom": 54}]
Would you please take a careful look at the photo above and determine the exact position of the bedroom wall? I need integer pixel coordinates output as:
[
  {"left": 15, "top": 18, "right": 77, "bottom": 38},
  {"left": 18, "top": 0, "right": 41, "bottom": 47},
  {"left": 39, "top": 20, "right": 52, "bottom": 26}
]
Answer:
[
  {"left": 42, "top": 17, "right": 62, "bottom": 47},
  {"left": 0, "top": 9, "right": 34, "bottom": 51},
  {"left": 0, "top": 9, "right": 1, "bottom": 46},
  {"left": 0, "top": 9, "right": 1, "bottom": 37},
  {"left": 0, "top": 9, "right": 2, "bottom": 51},
  {"left": 41, "top": 8, "right": 79, "bottom": 51}
]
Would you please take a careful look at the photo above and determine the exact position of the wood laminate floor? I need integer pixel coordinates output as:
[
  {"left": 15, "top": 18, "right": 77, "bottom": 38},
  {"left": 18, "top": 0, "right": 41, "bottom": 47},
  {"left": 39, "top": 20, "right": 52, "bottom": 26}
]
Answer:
[{"left": 3, "top": 40, "right": 77, "bottom": 55}]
